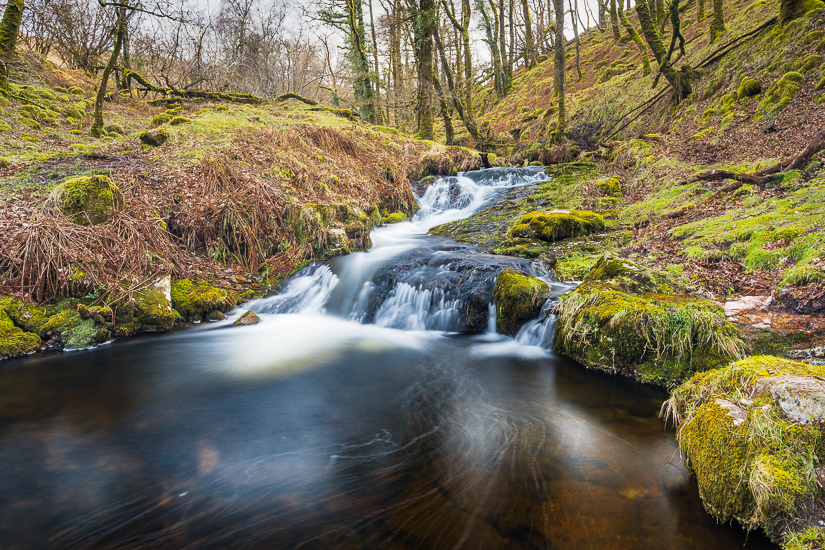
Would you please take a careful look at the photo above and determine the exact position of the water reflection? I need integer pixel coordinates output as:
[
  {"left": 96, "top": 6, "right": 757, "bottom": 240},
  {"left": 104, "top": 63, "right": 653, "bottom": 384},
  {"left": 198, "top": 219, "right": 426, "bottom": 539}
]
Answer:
[{"left": 0, "top": 321, "right": 775, "bottom": 549}]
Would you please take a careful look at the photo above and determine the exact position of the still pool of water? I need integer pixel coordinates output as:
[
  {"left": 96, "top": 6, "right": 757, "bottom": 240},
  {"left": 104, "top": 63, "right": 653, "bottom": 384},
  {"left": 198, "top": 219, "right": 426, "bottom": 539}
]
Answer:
[{"left": 0, "top": 317, "right": 775, "bottom": 549}]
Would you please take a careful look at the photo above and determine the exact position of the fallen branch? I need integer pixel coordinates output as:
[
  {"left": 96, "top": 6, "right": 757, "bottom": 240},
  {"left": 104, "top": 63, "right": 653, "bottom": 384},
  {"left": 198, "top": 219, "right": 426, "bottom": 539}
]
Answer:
[
  {"left": 274, "top": 92, "right": 318, "bottom": 106},
  {"left": 120, "top": 67, "right": 266, "bottom": 104}
]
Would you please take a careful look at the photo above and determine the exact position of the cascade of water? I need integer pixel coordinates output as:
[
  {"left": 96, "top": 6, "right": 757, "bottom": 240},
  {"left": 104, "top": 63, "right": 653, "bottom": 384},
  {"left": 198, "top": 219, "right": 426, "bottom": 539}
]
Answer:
[{"left": 248, "top": 167, "right": 554, "bottom": 337}]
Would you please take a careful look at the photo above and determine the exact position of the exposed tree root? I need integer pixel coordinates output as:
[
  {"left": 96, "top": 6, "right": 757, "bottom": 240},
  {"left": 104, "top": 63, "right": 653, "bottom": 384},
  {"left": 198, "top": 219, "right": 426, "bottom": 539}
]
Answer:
[{"left": 637, "top": 129, "right": 825, "bottom": 229}]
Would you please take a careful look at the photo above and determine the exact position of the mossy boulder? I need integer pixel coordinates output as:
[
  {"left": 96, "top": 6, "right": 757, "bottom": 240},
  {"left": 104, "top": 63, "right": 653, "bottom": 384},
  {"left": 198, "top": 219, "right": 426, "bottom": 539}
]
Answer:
[
  {"left": 50, "top": 175, "right": 125, "bottom": 225},
  {"left": 493, "top": 269, "right": 551, "bottom": 336},
  {"left": 67, "top": 86, "right": 84, "bottom": 95},
  {"left": 554, "top": 255, "right": 744, "bottom": 386},
  {"left": 510, "top": 209, "right": 604, "bottom": 242},
  {"left": 171, "top": 279, "right": 238, "bottom": 322},
  {"left": 799, "top": 54, "right": 821, "bottom": 73},
  {"left": 233, "top": 310, "right": 261, "bottom": 326},
  {"left": 756, "top": 72, "right": 804, "bottom": 119},
  {"left": 0, "top": 309, "right": 41, "bottom": 359},
  {"left": 132, "top": 288, "right": 175, "bottom": 332},
  {"left": 669, "top": 356, "right": 825, "bottom": 545},
  {"left": 41, "top": 307, "right": 112, "bottom": 350},
  {"left": 737, "top": 77, "right": 762, "bottom": 99},
  {"left": 0, "top": 296, "right": 57, "bottom": 337},
  {"left": 139, "top": 127, "right": 169, "bottom": 147},
  {"left": 103, "top": 122, "right": 124, "bottom": 135},
  {"left": 169, "top": 116, "right": 191, "bottom": 125}
]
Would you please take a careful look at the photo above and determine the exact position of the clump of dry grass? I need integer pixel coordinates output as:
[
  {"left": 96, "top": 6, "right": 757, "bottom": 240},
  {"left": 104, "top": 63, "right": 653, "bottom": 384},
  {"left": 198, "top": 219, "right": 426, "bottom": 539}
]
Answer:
[{"left": 0, "top": 179, "right": 181, "bottom": 303}]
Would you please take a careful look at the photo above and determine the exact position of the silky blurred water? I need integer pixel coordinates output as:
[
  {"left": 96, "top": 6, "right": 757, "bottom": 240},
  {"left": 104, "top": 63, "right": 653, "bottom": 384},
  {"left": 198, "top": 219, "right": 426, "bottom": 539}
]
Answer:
[{"left": 0, "top": 319, "right": 775, "bottom": 549}]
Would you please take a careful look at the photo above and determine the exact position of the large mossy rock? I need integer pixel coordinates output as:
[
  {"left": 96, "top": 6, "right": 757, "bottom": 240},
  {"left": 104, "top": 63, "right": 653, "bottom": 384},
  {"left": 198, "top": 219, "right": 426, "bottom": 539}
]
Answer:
[
  {"left": 132, "top": 288, "right": 175, "bottom": 332},
  {"left": 510, "top": 209, "right": 604, "bottom": 242},
  {"left": 0, "top": 309, "right": 41, "bottom": 359},
  {"left": 554, "top": 254, "right": 744, "bottom": 386},
  {"left": 41, "top": 306, "right": 113, "bottom": 350},
  {"left": 670, "top": 356, "right": 825, "bottom": 547},
  {"left": 50, "top": 175, "right": 125, "bottom": 225},
  {"left": 139, "top": 127, "right": 169, "bottom": 146},
  {"left": 493, "top": 269, "right": 551, "bottom": 336},
  {"left": 171, "top": 279, "right": 238, "bottom": 322}
]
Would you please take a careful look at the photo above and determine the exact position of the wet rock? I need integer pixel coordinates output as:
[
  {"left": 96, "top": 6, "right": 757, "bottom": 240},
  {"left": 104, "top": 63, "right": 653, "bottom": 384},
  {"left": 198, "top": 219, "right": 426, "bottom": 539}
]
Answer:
[
  {"left": 206, "top": 310, "right": 226, "bottom": 321},
  {"left": 493, "top": 269, "right": 551, "bottom": 337},
  {"left": 723, "top": 295, "right": 773, "bottom": 317},
  {"left": 133, "top": 288, "right": 176, "bottom": 332},
  {"left": 233, "top": 310, "right": 260, "bottom": 326},
  {"left": 755, "top": 375, "right": 825, "bottom": 424},
  {"left": 511, "top": 209, "right": 605, "bottom": 242}
]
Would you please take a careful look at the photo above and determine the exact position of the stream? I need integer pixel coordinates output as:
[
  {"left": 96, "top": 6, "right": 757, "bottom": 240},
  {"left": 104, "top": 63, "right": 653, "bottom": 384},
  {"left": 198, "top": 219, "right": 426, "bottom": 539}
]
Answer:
[{"left": 0, "top": 168, "right": 776, "bottom": 549}]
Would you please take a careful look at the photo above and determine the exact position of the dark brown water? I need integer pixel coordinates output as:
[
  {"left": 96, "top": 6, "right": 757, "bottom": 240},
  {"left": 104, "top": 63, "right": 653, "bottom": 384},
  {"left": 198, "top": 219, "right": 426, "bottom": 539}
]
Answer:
[{"left": 0, "top": 316, "right": 776, "bottom": 549}]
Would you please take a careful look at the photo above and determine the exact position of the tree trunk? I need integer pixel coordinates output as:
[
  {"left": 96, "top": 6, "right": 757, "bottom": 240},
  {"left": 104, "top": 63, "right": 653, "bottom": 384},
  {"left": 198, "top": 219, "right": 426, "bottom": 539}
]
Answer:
[
  {"left": 635, "top": 0, "right": 692, "bottom": 101},
  {"left": 609, "top": 0, "right": 621, "bottom": 40},
  {"left": 91, "top": 7, "right": 126, "bottom": 138},
  {"left": 522, "top": 0, "right": 536, "bottom": 68},
  {"left": 570, "top": 0, "right": 582, "bottom": 81},
  {"left": 412, "top": 0, "right": 436, "bottom": 139},
  {"left": 551, "top": 0, "right": 565, "bottom": 143},
  {"left": 432, "top": 73, "right": 454, "bottom": 144},
  {"left": 709, "top": 0, "right": 725, "bottom": 43},
  {"left": 368, "top": 0, "right": 383, "bottom": 124},
  {"left": 617, "top": 0, "right": 652, "bottom": 75},
  {"left": 779, "top": 0, "right": 812, "bottom": 24},
  {"left": 0, "top": 0, "right": 23, "bottom": 88}
]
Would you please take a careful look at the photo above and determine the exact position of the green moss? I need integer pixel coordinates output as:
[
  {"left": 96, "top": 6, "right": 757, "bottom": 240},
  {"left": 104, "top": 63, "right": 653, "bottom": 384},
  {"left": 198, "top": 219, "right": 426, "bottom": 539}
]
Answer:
[
  {"left": 737, "top": 77, "right": 763, "bottom": 99},
  {"left": 103, "top": 122, "right": 124, "bottom": 135},
  {"left": 679, "top": 400, "right": 755, "bottom": 522},
  {"left": 171, "top": 279, "right": 238, "bottom": 322},
  {"left": 132, "top": 288, "right": 175, "bottom": 332},
  {"left": 756, "top": 72, "right": 804, "bottom": 119},
  {"left": 67, "top": 86, "right": 84, "bottom": 95},
  {"left": 50, "top": 175, "right": 125, "bottom": 226},
  {"left": 139, "top": 127, "right": 169, "bottom": 147},
  {"left": 816, "top": 76, "right": 825, "bottom": 91},
  {"left": 670, "top": 357, "right": 825, "bottom": 542},
  {"left": 784, "top": 526, "right": 825, "bottom": 550},
  {"left": 799, "top": 54, "right": 821, "bottom": 73},
  {"left": 595, "top": 176, "right": 622, "bottom": 197},
  {"left": 169, "top": 116, "right": 191, "bottom": 126},
  {"left": 511, "top": 209, "right": 604, "bottom": 242},
  {"left": 41, "top": 307, "right": 112, "bottom": 350},
  {"left": 0, "top": 120, "right": 10, "bottom": 132},
  {"left": 0, "top": 310, "right": 41, "bottom": 359},
  {"left": 381, "top": 212, "right": 406, "bottom": 224},
  {"left": 151, "top": 113, "right": 171, "bottom": 127},
  {"left": 0, "top": 296, "right": 56, "bottom": 336},
  {"left": 493, "top": 269, "right": 551, "bottom": 336},
  {"left": 18, "top": 116, "right": 40, "bottom": 129}
]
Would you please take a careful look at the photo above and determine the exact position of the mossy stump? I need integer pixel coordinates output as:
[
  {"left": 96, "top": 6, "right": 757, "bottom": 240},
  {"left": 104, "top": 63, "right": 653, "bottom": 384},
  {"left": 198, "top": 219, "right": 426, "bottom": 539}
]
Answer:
[
  {"left": 493, "top": 269, "right": 551, "bottom": 337},
  {"left": 50, "top": 175, "right": 125, "bottom": 225}
]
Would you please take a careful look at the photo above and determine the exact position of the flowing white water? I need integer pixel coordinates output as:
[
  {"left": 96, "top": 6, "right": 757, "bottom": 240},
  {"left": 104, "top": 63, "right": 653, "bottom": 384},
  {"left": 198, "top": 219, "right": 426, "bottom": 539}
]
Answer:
[{"left": 249, "top": 166, "right": 569, "bottom": 349}]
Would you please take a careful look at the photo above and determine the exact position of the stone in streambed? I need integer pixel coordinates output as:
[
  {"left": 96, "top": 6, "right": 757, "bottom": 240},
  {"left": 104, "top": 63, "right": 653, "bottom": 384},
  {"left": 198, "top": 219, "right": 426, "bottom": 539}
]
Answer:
[
  {"left": 493, "top": 269, "right": 551, "bottom": 337},
  {"left": 233, "top": 311, "right": 260, "bottom": 326}
]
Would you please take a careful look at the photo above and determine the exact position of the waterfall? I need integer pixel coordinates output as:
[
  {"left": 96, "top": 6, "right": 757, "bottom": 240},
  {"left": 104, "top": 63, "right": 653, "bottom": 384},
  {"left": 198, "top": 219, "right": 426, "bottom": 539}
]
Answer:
[{"left": 247, "top": 167, "right": 563, "bottom": 345}]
